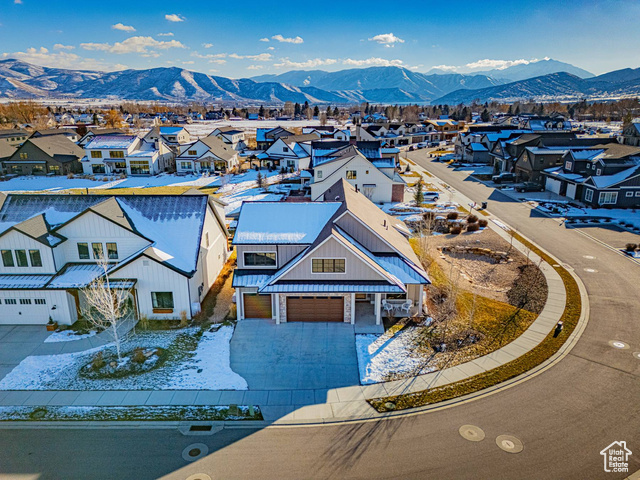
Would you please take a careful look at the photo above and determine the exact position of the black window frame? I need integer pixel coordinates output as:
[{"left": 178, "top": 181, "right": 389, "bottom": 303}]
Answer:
[
  {"left": 29, "top": 249, "right": 42, "bottom": 267},
  {"left": 77, "top": 242, "right": 90, "bottom": 260},
  {"left": 106, "top": 242, "right": 118, "bottom": 260},
  {"left": 92, "top": 242, "right": 104, "bottom": 259},
  {"left": 244, "top": 251, "right": 277, "bottom": 267},
  {"left": 312, "top": 258, "right": 346, "bottom": 273},
  {"left": 151, "top": 291, "right": 174, "bottom": 309},
  {"left": 1, "top": 250, "right": 14, "bottom": 267},
  {"left": 15, "top": 250, "right": 28, "bottom": 267}
]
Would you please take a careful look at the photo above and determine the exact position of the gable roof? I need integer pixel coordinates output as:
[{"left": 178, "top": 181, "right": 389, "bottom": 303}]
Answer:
[
  {"left": 85, "top": 135, "right": 138, "bottom": 150},
  {"left": 197, "top": 135, "right": 236, "bottom": 161},
  {"left": 13, "top": 136, "right": 84, "bottom": 161}
]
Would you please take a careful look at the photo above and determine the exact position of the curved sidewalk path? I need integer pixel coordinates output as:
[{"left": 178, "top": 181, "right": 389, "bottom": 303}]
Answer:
[{"left": 0, "top": 213, "right": 587, "bottom": 428}]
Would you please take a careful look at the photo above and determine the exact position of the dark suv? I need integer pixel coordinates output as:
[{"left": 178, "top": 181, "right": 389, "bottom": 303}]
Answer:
[
  {"left": 515, "top": 181, "right": 545, "bottom": 192},
  {"left": 491, "top": 172, "right": 516, "bottom": 184}
]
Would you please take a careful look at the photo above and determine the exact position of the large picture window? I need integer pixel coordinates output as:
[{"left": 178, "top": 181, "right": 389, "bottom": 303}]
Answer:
[
  {"left": 244, "top": 252, "right": 276, "bottom": 267},
  {"left": 109, "top": 151, "right": 125, "bottom": 158},
  {"left": 599, "top": 191, "right": 618, "bottom": 205},
  {"left": 312, "top": 258, "right": 346, "bottom": 273},
  {"left": 130, "top": 160, "right": 150, "bottom": 175},
  {"left": 90, "top": 151, "right": 102, "bottom": 158},
  {"left": 151, "top": 292, "right": 174, "bottom": 309}
]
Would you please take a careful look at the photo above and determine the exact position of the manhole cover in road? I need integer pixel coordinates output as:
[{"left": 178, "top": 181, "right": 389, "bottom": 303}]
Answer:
[
  {"left": 496, "top": 435, "right": 524, "bottom": 454},
  {"left": 609, "top": 340, "right": 630, "bottom": 350},
  {"left": 583, "top": 255, "right": 596, "bottom": 260},
  {"left": 186, "top": 475, "right": 212, "bottom": 480},
  {"left": 583, "top": 268, "right": 598, "bottom": 273},
  {"left": 182, "top": 443, "right": 209, "bottom": 462},
  {"left": 459, "top": 425, "right": 485, "bottom": 442}
]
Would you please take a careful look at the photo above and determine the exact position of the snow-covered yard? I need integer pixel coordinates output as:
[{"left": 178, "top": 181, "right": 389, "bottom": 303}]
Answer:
[
  {"left": 356, "top": 326, "right": 433, "bottom": 384},
  {"left": 221, "top": 187, "right": 285, "bottom": 216},
  {"left": 44, "top": 329, "right": 97, "bottom": 343},
  {"left": 0, "top": 325, "right": 247, "bottom": 391},
  {"left": 531, "top": 200, "right": 640, "bottom": 230}
]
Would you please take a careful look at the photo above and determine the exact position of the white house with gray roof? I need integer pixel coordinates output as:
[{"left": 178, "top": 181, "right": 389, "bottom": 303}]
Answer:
[
  {"left": 0, "top": 192, "right": 229, "bottom": 325},
  {"left": 176, "top": 136, "right": 238, "bottom": 174},
  {"left": 232, "top": 180, "right": 428, "bottom": 325},
  {"left": 83, "top": 135, "right": 174, "bottom": 176}
]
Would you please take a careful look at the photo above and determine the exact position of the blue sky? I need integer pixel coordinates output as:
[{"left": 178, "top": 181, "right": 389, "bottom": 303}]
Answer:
[{"left": 0, "top": 0, "right": 638, "bottom": 77}]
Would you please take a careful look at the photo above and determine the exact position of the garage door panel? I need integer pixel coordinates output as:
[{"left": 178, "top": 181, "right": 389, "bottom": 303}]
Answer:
[
  {"left": 287, "top": 296, "right": 344, "bottom": 322},
  {"left": 243, "top": 294, "right": 272, "bottom": 319}
]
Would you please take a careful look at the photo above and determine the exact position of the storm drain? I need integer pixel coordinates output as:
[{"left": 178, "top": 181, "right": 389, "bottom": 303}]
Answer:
[{"left": 189, "top": 425, "right": 213, "bottom": 432}]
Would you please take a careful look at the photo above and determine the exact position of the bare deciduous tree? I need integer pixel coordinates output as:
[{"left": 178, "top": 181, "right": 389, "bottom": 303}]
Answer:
[{"left": 81, "top": 253, "right": 132, "bottom": 361}]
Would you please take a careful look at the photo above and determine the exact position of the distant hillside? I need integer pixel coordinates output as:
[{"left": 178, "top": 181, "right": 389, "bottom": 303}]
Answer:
[{"left": 472, "top": 59, "right": 594, "bottom": 82}]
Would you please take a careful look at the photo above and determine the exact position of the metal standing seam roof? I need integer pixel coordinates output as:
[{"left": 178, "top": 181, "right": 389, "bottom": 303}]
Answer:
[
  {"left": 231, "top": 270, "right": 277, "bottom": 288},
  {"left": 0, "top": 274, "right": 53, "bottom": 289},
  {"left": 259, "top": 283, "right": 404, "bottom": 294}
]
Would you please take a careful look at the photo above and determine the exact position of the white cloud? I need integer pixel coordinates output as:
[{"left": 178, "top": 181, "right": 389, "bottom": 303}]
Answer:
[
  {"left": 1, "top": 47, "right": 125, "bottom": 71},
  {"left": 202, "top": 43, "right": 213, "bottom": 48},
  {"left": 259, "top": 38, "right": 270, "bottom": 42},
  {"left": 157, "top": 32, "right": 174, "bottom": 37},
  {"left": 53, "top": 44, "right": 74, "bottom": 51},
  {"left": 191, "top": 52, "right": 226, "bottom": 59},
  {"left": 112, "top": 23, "right": 136, "bottom": 32},
  {"left": 247, "top": 65, "right": 263, "bottom": 70},
  {"left": 368, "top": 33, "right": 404, "bottom": 46},
  {"left": 271, "top": 34, "right": 303, "bottom": 44},
  {"left": 228, "top": 53, "right": 272, "bottom": 61},
  {"left": 342, "top": 57, "right": 404, "bottom": 67},
  {"left": 430, "top": 64, "right": 458, "bottom": 72},
  {"left": 182, "top": 61, "right": 194, "bottom": 65},
  {"left": 209, "top": 69, "right": 218, "bottom": 73},
  {"left": 14, "top": 0, "right": 22, "bottom": 4},
  {"left": 267, "top": 46, "right": 274, "bottom": 51},
  {"left": 432, "top": 57, "right": 547, "bottom": 73},
  {"left": 274, "top": 57, "right": 338, "bottom": 68},
  {"left": 210, "top": 59, "right": 226, "bottom": 64},
  {"left": 80, "top": 36, "right": 185, "bottom": 55},
  {"left": 165, "top": 13, "right": 185, "bottom": 22}
]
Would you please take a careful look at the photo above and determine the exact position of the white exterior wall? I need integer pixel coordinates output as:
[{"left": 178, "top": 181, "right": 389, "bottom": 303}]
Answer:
[
  {"left": 0, "top": 290, "right": 77, "bottom": 325},
  {"left": 114, "top": 257, "right": 191, "bottom": 319},
  {"left": 55, "top": 212, "right": 150, "bottom": 265},
  {"left": 0, "top": 230, "right": 56, "bottom": 274}
]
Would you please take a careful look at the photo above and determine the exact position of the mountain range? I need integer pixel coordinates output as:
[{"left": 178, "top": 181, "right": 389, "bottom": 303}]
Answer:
[{"left": 0, "top": 58, "right": 638, "bottom": 105}]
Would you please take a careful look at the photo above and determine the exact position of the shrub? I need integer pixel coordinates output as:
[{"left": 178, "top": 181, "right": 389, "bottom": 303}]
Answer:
[
  {"left": 625, "top": 243, "right": 638, "bottom": 252},
  {"left": 66, "top": 173, "right": 74, "bottom": 179},
  {"left": 466, "top": 223, "right": 480, "bottom": 232},
  {"left": 450, "top": 225, "right": 462, "bottom": 235},
  {"left": 179, "top": 310, "right": 189, "bottom": 327},
  {"left": 91, "top": 352, "right": 106, "bottom": 371},
  {"left": 467, "top": 214, "right": 478, "bottom": 224},
  {"left": 478, "top": 219, "right": 488, "bottom": 228},
  {"left": 138, "top": 314, "right": 150, "bottom": 330},
  {"left": 131, "top": 347, "right": 146, "bottom": 364},
  {"left": 446, "top": 211, "right": 458, "bottom": 220}
]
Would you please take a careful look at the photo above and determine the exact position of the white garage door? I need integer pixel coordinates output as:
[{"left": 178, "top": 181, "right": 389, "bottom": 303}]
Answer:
[
  {"left": 0, "top": 296, "right": 50, "bottom": 325},
  {"left": 545, "top": 177, "right": 561, "bottom": 195},
  {"left": 566, "top": 183, "right": 577, "bottom": 199}
]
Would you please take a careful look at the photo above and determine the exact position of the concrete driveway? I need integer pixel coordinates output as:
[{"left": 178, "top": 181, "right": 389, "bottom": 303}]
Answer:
[
  {"left": 0, "top": 325, "right": 53, "bottom": 382},
  {"left": 230, "top": 320, "right": 360, "bottom": 391}
]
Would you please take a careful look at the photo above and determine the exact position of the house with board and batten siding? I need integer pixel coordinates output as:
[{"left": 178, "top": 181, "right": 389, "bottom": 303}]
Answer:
[{"left": 0, "top": 192, "right": 229, "bottom": 325}]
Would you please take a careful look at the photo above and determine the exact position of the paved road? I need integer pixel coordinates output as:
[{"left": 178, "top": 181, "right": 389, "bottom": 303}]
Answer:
[{"left": 1, "top": 152, "right": 639, "bottom": 480}]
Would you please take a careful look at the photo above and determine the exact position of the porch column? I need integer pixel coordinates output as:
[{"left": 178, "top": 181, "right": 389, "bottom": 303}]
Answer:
[
  {"left": 417, "top": 286, "right": 424, "bottom": 316},
  {"left": 350, "top": 293, "right": 355, "bottom": 325},
  {"left": 237, "top": 288, "right": 244, "bottom": 320},
  {"left": 275, "top": 294, "right": 280, "bottom": 325},
  {"left": 374, "top": 293, "right": 382, "bottom": 325}
]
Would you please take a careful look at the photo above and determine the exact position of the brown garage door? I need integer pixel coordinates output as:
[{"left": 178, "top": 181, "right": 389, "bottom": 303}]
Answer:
[
  {"left": 286, "top": 296, "right": 344, "bottom": 322},
  {"left": 243, "top": 294, "right": 272, "bottom": 318}
]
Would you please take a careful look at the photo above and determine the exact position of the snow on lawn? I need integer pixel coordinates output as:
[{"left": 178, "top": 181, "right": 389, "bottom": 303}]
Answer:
[
  {"left": 0, "top": 326, "right": 247, "bottom": 391},
  {"left": 221, "top": 187, "right": 284, "bottom": 216},
  {"left": 215, "top": 170, "right": 296, "bottom": 195},
  {"left": 44, "top": 329, "right": 98, "bottom": 343},
  {"left": 165, "top": 326, "right": 247, "bottom": 390},
  {"left": 0, "top": 176, "right": 114, "bottom": 192},
  {"left": 532, "top": 200, "right": 640, "bottom": 230},
  {"left": 356, "top": 327, "right": 432, "bottom": 384}
]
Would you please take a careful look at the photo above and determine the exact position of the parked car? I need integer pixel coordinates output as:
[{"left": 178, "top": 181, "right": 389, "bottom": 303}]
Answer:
[
  {"left": 423, "top": 191, "right": 440, "bottom": 202},
  {"left": 515, "top": 181, "right": 545, "bottom": 192},
  {"left": 492, "top": 172, "right": 516, "bottom": 184},
  {"left": 416, "top": 142, "right": 428, "bottom": 149}
]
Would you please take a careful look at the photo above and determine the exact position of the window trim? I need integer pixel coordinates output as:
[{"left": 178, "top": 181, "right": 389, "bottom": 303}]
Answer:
[
  {"left": 77, "top": 242, "right": 90, "bottom": 260},
  {"left": 151, "top": 291, "right": 174, "bottom": 312},
  {"left": 311, "top": 257, "right": 347, "bottom": 274},
  {"left": 626, "top": 191, "right": 634, "bottom": 197},
  {"left": 15, "top": 250, "right": 28, "bottom": 267},
  {"left": 243, "top": 251, "right": 277, "bottom": 268},
  {"left": 1, "top": 250, "right": 14, "bottom": 267},
  {"left": 29, "top": 249, "right": 42, "bottom": 267},
  {"left": 598, "top": 191, "right": 618, "bottom": 205},
  {"left": 90, "top": 150, "right": 102, "bottom": 158},
  {"left": 585, "top": 188, "right": 594, "bottom": 202}
]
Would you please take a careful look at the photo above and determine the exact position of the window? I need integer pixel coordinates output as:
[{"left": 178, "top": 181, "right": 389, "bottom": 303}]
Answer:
[
  {"left": 244, "top": 252, "right": 276, "bottom": 267},
  {"left": 188, "top": 150, "right": 197, "bottom": 156},
  {"left": 386, "top": 293, "right": 407, "bottom": 300},
  {"left": 109, "top": 150, "right": 125, "bottom": 158},
  {"left": 5, "top": 298, "right": 16, "bottom": 305},
  {"left": 19, "top": 152, "right": 28, "bottom": 159},
  {"left": 32, "top": 165, "right": 44, "bottom": 174},
  {"left": 92, "top": 242, "right": 103, "bottom": 259},
  {"left": 29, "top": 250, "right": 42, "bottom": 267},
  {"left": 49, "top": 165, "right": 60, "bottom": 173},
  {"left": 151, "top": 292, "right": 174, "bottom": 309},
  {"left": 585, "top": 189, "right": 593, "bottom": 202},
  {"left": 114, "top": 162, "right": 126, "bottom": 169},
  {"left": 636, "top": 192, "right": 640, "bottom": 197},
  {"left": 626, "top": 191, "right": 634, "bottom": 197},
  {"left": 92, "top": 164, "right": 106, "bottom": 174},
  {"left": 596, "top": 168, "right": 602, "bottom": 176},
  {"left": 130, "top": 160, "right": 150, "bottom": 175},
  {"left": 599, "top": 191, "right": 618, "bottom": 205},
  {"left": 283, "top": 147, "right": 289, "bottom": 153},
  {"left": 90, "top": 151, "right": 102, "bottom": 158},
  {"left": 77, "top": 242, "right": 90, "bottom": 260},
  {"left": 179, "top": 161, "right": 192, "bottom": 170},
  {"left": 106, "top": 243, "right": 118, "bottom": 260},
  {"left": 15, "top": 250, "right": 28, "bottom": 267},
  {"left": 1, "top": 250, "right": 14, "bottom": 267},
  {"left": 346, "top": 170, "right": 357, "bottom": 179},
  {"left": 34, "top": 298, "right": 46, "bottom": 305},
  {"left": 19, "top": 298, "right": 32, "bottom": 305},
  {"left": 312, "top": 258, "right": 346, "bottom": 273},
  {"left": 317, "top": 170, "right": 323, "bottom": 179},
  {"left": 565, "top": 161, "right": 573, "bottom": 170}
]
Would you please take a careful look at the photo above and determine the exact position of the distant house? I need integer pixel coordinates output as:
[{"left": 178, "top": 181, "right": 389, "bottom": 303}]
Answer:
[
  {"left": 3, "top": 136, "right": 84, "bottom": 175},
  {"left": 209, "top": 127, "right": 246, "bottom": 151},
  {"left": 260, "top": 133, "right": 317, "bottom": 171},
  {"left": 232, "top": 179, "right": 429, "bottom": 325},
  {"left": 29, "top": 129, "right": 80, "bottom": 143},
  {"left": 255, "top": 126, "right": 294, "bottom": 150},
  {"left": 303, "top": 126, "right": 352, "bottom": 141},
  {"left": 621, "top": 122, "right": 640, "bottom": 147},
  {"left": 543, "top": 143, "right": 640, "bottom": 208},
  {"left": 0, "top": 129, "right": 29, "bottom": 147},
  {"left": 0, "top": 143, "right": 17, "bottom": 172},
  {"left": 83, "top": 135, "right": 174, "bottom": 176},
  {"left": 0, "top": 192, "right": 229, "bottom": 324},
  {"left": 144, "top": 126, "right": 191, "bottom": 154},
  {"left": 311, "top": 148, "right": 405, "bottom": 203},
  {"left": 176, "top": 136, "right": 238, "bottom": 174}
]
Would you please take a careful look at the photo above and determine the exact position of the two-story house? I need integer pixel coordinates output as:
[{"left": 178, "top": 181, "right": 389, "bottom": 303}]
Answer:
[
  {"left": 255, "top": 127, "right": 294, "bottom": 150},
  {"left": 209, "top": 127, "right": 246, "bottom": 151},
  {"left": 232, "top": 179, "right": 429, "bottom": 325},
  {"left": 259, "top": 134, "right": 318, "bottom": 171},
  {"left": 310, "top": 148, "right": 405, "bottom": 203},
  {"left": 83, "top": 135, "right": 174, "bottom": 176},
  {"left": 176, "top": 136, "right": 238, "bottom": 174},
  {"left": 621, "top": 122, "right": 640, "bottom": 147},
  {"left": 0, "top": 192, "right": 229, "bottom": 325},
  {"left": 3, "top": 136, "right": 84, "bottom": 176},
  {"left": 0, "top": 129, "right": 28, "bottom": 147},
  {"left": 143, "top": 126, "right": 191, "bottom": 154}
]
